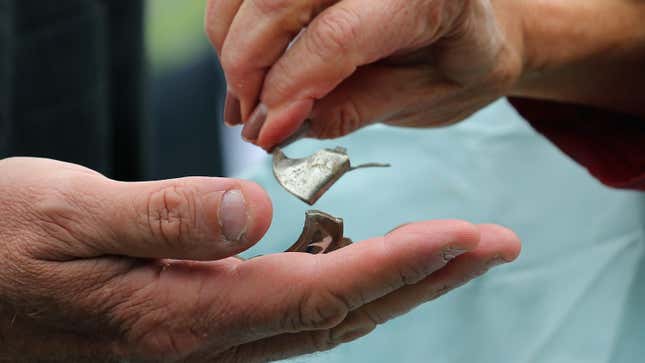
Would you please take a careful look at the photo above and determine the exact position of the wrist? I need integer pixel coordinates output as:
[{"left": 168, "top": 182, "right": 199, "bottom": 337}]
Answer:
[
  {"left": 488, "top": 0, "right": 529, "bottom": 91},
  {"left": 507, "top": 0, "right": 645, "bottom": 115}
]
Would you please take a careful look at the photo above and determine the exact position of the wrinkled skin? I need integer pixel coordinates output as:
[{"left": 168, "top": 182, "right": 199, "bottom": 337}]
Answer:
[
  {"left": 206, "top": 0, "right": 525, "bottom": 149},
  {"left": 0, "top": 157, "right": 520, "bottom": 362}
]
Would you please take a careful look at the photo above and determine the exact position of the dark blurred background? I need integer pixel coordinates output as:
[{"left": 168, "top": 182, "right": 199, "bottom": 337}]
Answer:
[
  {"left": 1, "top": 0, "right": 265, "bottom": 180},
  {"left": 145, "top": 0, "right": 264, "bottom": 180}
]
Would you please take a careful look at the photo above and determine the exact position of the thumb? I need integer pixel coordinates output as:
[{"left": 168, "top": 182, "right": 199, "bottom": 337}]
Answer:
[{"left": 66, "top": 176, "right": 272, "bottom": 261}]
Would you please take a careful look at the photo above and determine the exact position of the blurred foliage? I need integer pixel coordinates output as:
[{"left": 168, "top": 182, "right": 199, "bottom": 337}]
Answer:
[{"left": 145, "top": 0, "right": 212, "bottom": 73}]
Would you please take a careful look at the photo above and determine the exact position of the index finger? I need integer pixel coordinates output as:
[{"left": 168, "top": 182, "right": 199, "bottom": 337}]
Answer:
[
  {"left": 249, "top": 0, "right": 458, "bottom": 149},
  {"left": 219, "top": 0, "right": 337, "bottom": 120}
]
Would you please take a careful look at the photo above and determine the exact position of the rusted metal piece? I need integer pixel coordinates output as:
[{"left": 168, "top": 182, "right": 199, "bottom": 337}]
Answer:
[
  {"left": 286, "top": 210, "right": 353, "bottom": 254},
  {"left": 273, "top": 146, "right": 389, "bottom": 205}
]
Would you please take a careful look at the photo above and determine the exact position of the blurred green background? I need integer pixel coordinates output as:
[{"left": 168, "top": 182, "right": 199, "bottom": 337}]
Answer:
[{"left": 146, "top": 0, "right": 210, "bottom": 74}]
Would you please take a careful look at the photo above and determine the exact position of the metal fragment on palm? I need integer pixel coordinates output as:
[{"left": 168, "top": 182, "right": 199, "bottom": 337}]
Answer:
[{"left": 286, "top": 210, "right": 352, "bottom": 254}]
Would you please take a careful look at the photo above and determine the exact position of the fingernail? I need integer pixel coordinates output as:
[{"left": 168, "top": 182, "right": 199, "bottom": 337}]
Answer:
[
  {"left": 441, "top": 247, "right": 468, "bottom": 263},
  {"left": 242, "top": 103, "right": 268, "bottom": 142},
  {"left": 386, "top": 222, "right": 412, "bottom": 235},
  {"left": 219, "top": 190, "right": 248, "bottom": 242},
  {"left": 224, "top": 92, "right": 242, "bottom": 126}
]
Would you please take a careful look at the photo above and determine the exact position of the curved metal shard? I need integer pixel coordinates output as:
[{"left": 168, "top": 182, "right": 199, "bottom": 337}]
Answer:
[
  {"left": 273, "top": 146, "right": 390, "bottom": 205},
  {"left": 235, "top": 211, "right": 352, "bottom": 261},
  {"left": 286, "top": 210, "right": 353, "bottom": 254}
]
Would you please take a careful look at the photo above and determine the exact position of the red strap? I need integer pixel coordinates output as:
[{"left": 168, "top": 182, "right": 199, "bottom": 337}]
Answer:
[{"left": 508, "top": 97, "right": 645, "bottom": 191}]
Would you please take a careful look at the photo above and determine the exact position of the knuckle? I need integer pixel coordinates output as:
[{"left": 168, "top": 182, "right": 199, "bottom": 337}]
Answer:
[
  {"left": 380, "top": 236, "right": 427, "bottom": 287},
  {"left": 262, "top": 60, "right": 293, "bottom": 103},
  {"left": 292, "top": 288, "right": 350, "bottom": 331},
  {"left": 4, "top": 166, "right": 111, "bottom": 259},
  {"left": 145, "top": 184, "right": 199, "bottom": 246},
  {"left": 219, "top": 50, "right": 249, "bottom": 89},
  {"left": 308, "top": 330, "right": 340, "bottom": 352},
  {"left": 309, "top": 7, "right": 361, "bottom": 55},
  {"left": 251, "top": 0, "right": 292, "bottom": 15},
  {"left": 314, "top": 100, "right": 364, "bottom": 139},
  {"left": 397, "top": 260, "right": 430, "bottom": 286},
  {"left": 363, "top": 307, "right": 388, "bottom": 326},
  {"left": 336, "top": 100, "right": 364, "bottom": 132},
  {"left": 426, "top": 284, "right": 454, "bottom": 301},
  {"left": 219, "top": 51, "right": 238, "bottom": 76},
  {"left": 29, "top": 177, "right": 101, "bottom": 255},
  {"left": 33, "top": 190, "right": 83, "bottom": 243},
  {"left": 424, "top": 0, "right": 448, "bottom": 34},
  {"left": 487, "top": 50, "right": 522, "bottom": 90}
]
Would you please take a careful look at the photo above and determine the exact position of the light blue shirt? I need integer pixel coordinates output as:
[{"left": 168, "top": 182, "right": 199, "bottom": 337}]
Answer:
[{"left": 239, "top": 100, "right": 645, "bottom": 363}]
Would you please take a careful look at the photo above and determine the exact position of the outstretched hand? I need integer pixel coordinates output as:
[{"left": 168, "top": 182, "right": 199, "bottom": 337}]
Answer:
[{"left": 0, "top": 157, "right": 520, "bottom": 362}]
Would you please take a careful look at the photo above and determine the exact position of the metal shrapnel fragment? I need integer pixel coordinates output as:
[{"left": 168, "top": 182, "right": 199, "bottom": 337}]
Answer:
[
  {"left": 235, "top": 210, "right": 352, "bottom": 260},
  {"left": 273, "top": 146, "right": 389, "bottom": 205},
  {"left": 286, "top": 210, "right": 352, "bottom": 254}
]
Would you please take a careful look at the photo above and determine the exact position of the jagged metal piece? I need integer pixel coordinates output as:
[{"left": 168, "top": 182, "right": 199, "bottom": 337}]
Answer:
[
  {"left": 286, "top": 210, "right": 352, "bottom": 254},
  {"left": 234, "top": 211, "right": 352, "bottom": 260},
  {"left": 273, "top": 146, "right": 389, "bottom": 205}
]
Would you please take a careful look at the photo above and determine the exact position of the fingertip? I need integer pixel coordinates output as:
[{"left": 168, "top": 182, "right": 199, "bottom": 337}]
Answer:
[
  {"left": 476, "top": 224, "right": 522, "bottom": 262},
  {"left": 103, "top": 177, "right": 273, "bottom": 261},
  {"left": 444, "top": 220, "right": 481, "bottom": 251},
  {"left": 200, "top": 179, "right": 273, "bottom": 259}
]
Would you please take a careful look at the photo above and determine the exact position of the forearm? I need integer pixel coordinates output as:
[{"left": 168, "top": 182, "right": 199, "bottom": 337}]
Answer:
[{"left": 507, "top": 0, "right": 645, "bottom": 117}]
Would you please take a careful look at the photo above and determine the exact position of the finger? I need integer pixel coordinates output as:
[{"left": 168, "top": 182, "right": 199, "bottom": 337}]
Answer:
[
  {"left": 106, "top": 177, "right": 273, "bottom": 260},
  {"left": 216, "top": 220, "right": 480, "bottom": 344},
  {"left": 220, "top": 0, "right": 337, "bottom": 120},
  {"left": 249, "top": 0, "right": 463, "bottom": 147},
  {"left": 210, "top": 313, "right": 369, "bottom": 363},
  {"left": 90, "top": 221, "right": 475, "bottom": 360},
  {"left": 285, "top": 63, "right": 497, "bottom": 143},
  {"left": 223, "top": 91, "right": 243, "bottom": 126},
  {"left": 304, "top": 65, "right": 461, "bottom": 140},
  {"left": 99, "top": 220, "right": 478, "bottom": 360},
  {"left": 330, "top": 224, "right": 522, "bottom": 336},
  {"left": 34, "top": 174, "right": 273, "bottom": 261},
  {"left": 205, "top": 0, "right": 245, "bottom": 125},
  {"left": 222, "top": 225, "right": 521, "bottom": 363},
  {"left": 204, "top": 0, "right": 244, "bottom": 55}
]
